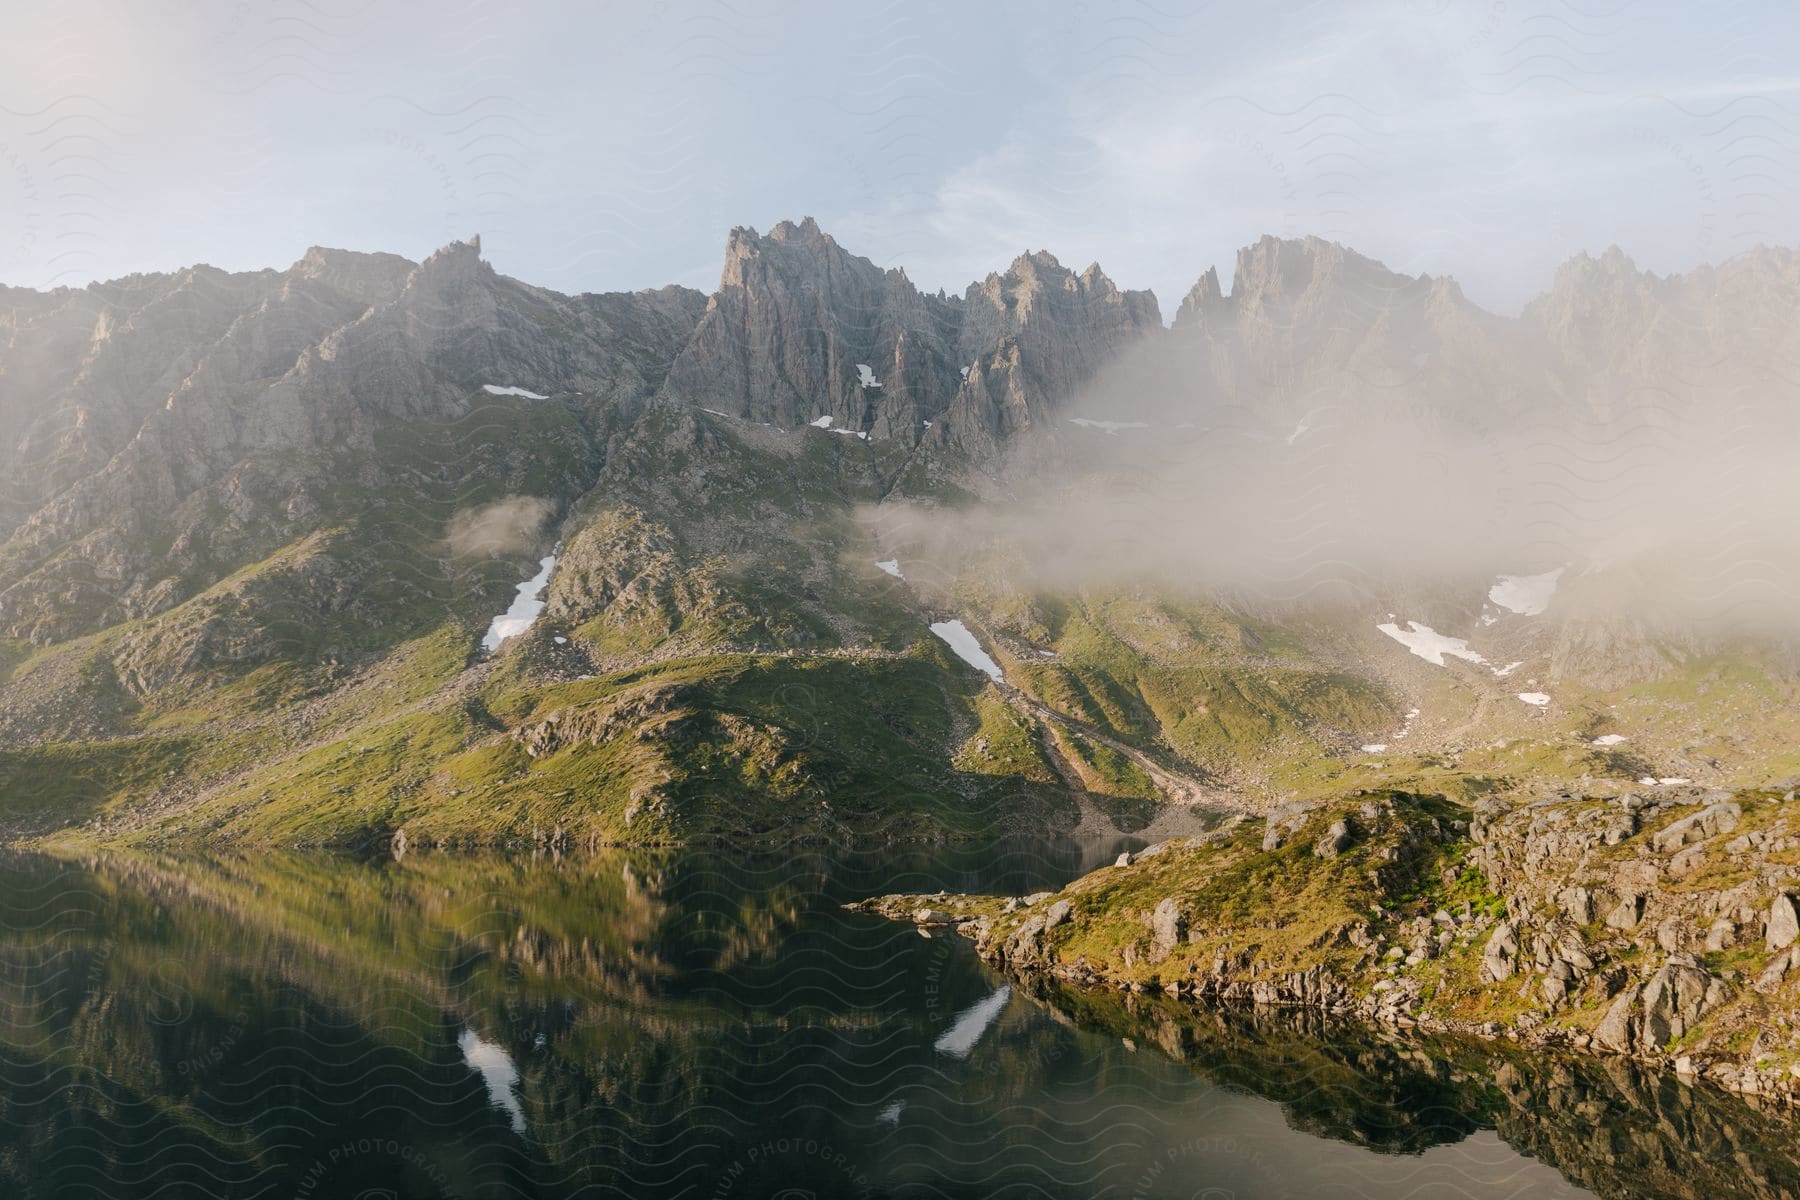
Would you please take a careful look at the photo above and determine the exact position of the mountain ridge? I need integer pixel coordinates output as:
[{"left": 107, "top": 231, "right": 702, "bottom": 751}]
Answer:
[{"left": 0, "top": 219, "right": 1797, "bottom": 856}]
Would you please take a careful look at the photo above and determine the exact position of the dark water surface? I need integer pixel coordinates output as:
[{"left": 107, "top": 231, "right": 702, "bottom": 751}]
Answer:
[{"left": 0, "top": 839, "right": 1792, "bottom": 1199}]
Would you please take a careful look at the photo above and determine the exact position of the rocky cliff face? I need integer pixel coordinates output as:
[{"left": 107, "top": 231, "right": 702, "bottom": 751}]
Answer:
[
  {"left": 928, "top": 251, "right": 1162, "bottom": 456},
  {"left": 658, "top": 218, "right": 1161, "bottom": 454},
  {"left": 660, "top": 217, "right": 965, "bottom": 440},
  {"left": 0, "top": 240, "right": 705, "bottom": 643}
]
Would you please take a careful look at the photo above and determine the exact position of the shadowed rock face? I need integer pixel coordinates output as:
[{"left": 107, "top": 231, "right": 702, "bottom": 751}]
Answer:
[
  {"left": 659, "top": 217, "right": 966, "bottom": 439},
  {"left": 658, "top": 218, "right": 1161, "bottom": 450}
]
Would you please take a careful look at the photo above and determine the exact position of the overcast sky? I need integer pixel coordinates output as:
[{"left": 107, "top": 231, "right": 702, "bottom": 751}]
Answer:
[{"left": 3, "top": 0, "right": 1796, "bottom": 312}]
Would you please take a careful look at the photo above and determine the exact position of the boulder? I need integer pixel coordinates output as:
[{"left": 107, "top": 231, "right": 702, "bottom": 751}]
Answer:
[
  {"left": 1557, "top": 886, "right": 1595, "bottom": 925},
  {"left": 1594, "top": 984, "right": 1641, "bottom": 1052},
  {"left": 1651, "top": 802, "right": 1741, "bottom": 853},
  {"left": 1043, "top": 899, "right": 1074, "bottom": 930},
  {"left": 1261, "top": 803, "right": 1313, "bottom": 852},
  {"left": 1756, "top": 947, "right": 1795, "bottom": 994},
  {"left": 1005, "top": 914, "right": 1047, "bottom": 961},
  {"left": 1639, "top": 962, "right": 1729, "bottom": 1052},
  {"left": 1314, "top": 819, "right": 1355, "bottom": 859},
  {"left": 1480, "top": 922, "right": 1519, "bottom": 982},
  {"left": 1542, "top": 960, "right": 1574, "bottom": 1006},
  {"left": 1768, "top": 894, "right": 1799, "bottom": 950},
  {"left": 1604, "top": 894, "right": 1643, "bottom": 931},
  {"left": 1151, "top": 898, "right": 1187, "bottom": 953}
]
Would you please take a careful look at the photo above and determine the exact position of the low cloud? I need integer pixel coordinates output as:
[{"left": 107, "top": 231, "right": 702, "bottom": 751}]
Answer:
[
  {"left": 872, "top": 314, "right": 1800, "bottom": 638},
  {"left": 445, "top": 496, "right": 554, "bottom": 559}
]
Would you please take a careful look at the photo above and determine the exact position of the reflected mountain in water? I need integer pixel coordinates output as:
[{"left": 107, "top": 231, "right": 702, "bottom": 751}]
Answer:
[{"left": 0, "top": 844, "right": 1791, "bottom": 1199}]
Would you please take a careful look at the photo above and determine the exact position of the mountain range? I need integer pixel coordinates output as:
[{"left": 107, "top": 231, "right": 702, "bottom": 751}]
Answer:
[{"left": 2, "top": 219, "right": 1798, "bottom": 849}]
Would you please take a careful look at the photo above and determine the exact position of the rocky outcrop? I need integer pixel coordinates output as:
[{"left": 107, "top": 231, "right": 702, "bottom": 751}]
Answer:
[
  {"left": 1592, "top": 959, "right": 1730, "bottom": 1055},
  {"left": 659, "top": 218, "right": 963, "bottom": 439},
  {"left": 927, "top": 252, "right": 1161, "bottom": 456},
  {"left": 863, "top": 782, "right": 1800, "bottom": 1107},
  {"left": 658, "top": 221, "right": 1161, "bottom": 456}
]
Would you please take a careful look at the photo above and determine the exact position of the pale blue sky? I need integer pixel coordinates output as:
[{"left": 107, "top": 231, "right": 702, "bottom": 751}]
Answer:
[{"left": 3, "top": 0, "right": 1797, "bottom": 311}]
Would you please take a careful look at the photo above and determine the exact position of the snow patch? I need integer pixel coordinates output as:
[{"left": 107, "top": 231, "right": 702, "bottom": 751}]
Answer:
[
  {"left": 1361, "top": 743, "right": 1388, "bottom": 753},
  {"left": 930, "top": 619, "right": 1004, "bottom": 681},
  {"left": 1592, "top": 733, "right": 1628, "bottom": 746},
  {"left": 481, "top": 556, "right": 556, "bottom": 652},
  {"left": 1492, "top": 661, "right": 1524, "bottom": 678},
  {"left": 875, "top": 559, "right": 904, "bottom": 579},
  {"left": 831, "top": 427, "right": 869, "bottom": 440},
  {"left": 1489, "top": 568, "right": 1563, "bottom": 616},
  {"left": 876, "top": 1101, "right": 904, "bottom": 1126},
  {"left": 458, "top": 1029, "right": 527, "bottom": 1134},
  {"left": 1517, "top": 692, "right": 1551, "bottom": 707},
  {"left": 700, "top": 407, "right": 730, "bottom": 417},
  {"left": 810, "top": 415, "right": 834, "bottom": 429},
  {"left": 959, "top": 365, "right": 970, "bottom": 379},
  {"left": 855, "top": 363, "right": 880, "bottom": 388},
  {"left": 1068, "top": 417, "right": 1149, "bottom": 434},
  {"left": 482, "top": 384, "right": 549, "bottom": 400},
  {"left": 934, "top": 985, "right": 1010, "bottom": 1058},
  {"left": 1377, "top": 621, "right": 1488, "bottom": 667}
]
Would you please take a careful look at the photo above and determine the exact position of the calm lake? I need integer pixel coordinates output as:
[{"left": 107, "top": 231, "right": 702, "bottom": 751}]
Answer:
[{"left": 0, "top": 839, "right": 1793, "bottom": 1199}]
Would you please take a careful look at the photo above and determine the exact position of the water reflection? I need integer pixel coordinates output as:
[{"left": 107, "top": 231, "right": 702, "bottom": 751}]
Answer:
[{"left": 0, "top": 842, "right": 1790, "bottom": 1198}]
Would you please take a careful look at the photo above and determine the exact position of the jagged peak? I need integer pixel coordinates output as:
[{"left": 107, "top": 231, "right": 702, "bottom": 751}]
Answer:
[
  {"left": 768, "top": 215, "right": 828, "bottom": 243},
  {"left": 411, "top": 235, "right": 489, "bottom": 287},
  {"left": 1175, "top": 266, "right": 1226, "bottom": 326},
  {"left": 421, "top": 234, "right": 482, "bottom": 263},
  {"left": 717, "top": 217, "right": 890, "bottom": 291},
  {"left": 1078, "top": 261, "right": 1120, "bottom": 294},
  {"left": 1547, "top": 244, "right": 1655, "bottom": 292},
  {"left": 294, "top": 244, "right": 414, "bottom": 275},
  {"left": 1006, "top": 249, "right": 1065, "bottom": 279}
]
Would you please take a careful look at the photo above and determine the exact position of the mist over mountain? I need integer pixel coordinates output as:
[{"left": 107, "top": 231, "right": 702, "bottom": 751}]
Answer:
[{"left": 885, "top": 235, "right": 1800, "bottom": 636}]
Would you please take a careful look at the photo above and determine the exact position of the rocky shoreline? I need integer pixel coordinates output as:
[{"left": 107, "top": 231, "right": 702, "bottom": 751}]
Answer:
[{"left": 853, "top": 783, "right": 1800, "bottom": 1110}]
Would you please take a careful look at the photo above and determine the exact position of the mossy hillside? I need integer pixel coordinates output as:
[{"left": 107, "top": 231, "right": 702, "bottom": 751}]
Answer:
[
  {"left": 1048, "top": 726, "right": 1157, "bottom": 801},
  {"left": 554, "top": 407, "right": 927, "bottom": 663},
  {"left": 995, "top": 792, "right": 1466, "bottom": 985},
  {"left": 0, "top": 735, "right": 196, "bottom": 832},
  {"left": 974, "top": 592, "right": 1399, "bottom": 774},
  {"left": 102, "top": 642, "right": 1073, "bottom": 849},
  {"left": 952, "top": 689, "right": 1060, "bottom": 785},
  {"left": 0, "top": 394, "right": 595, "bottom": 751},
  {"left": 1255, "top": 646, "right": 1800, "bottom": 815},
  {"left": 0, "top": 638, "right": 30, "bottom": 685}
]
